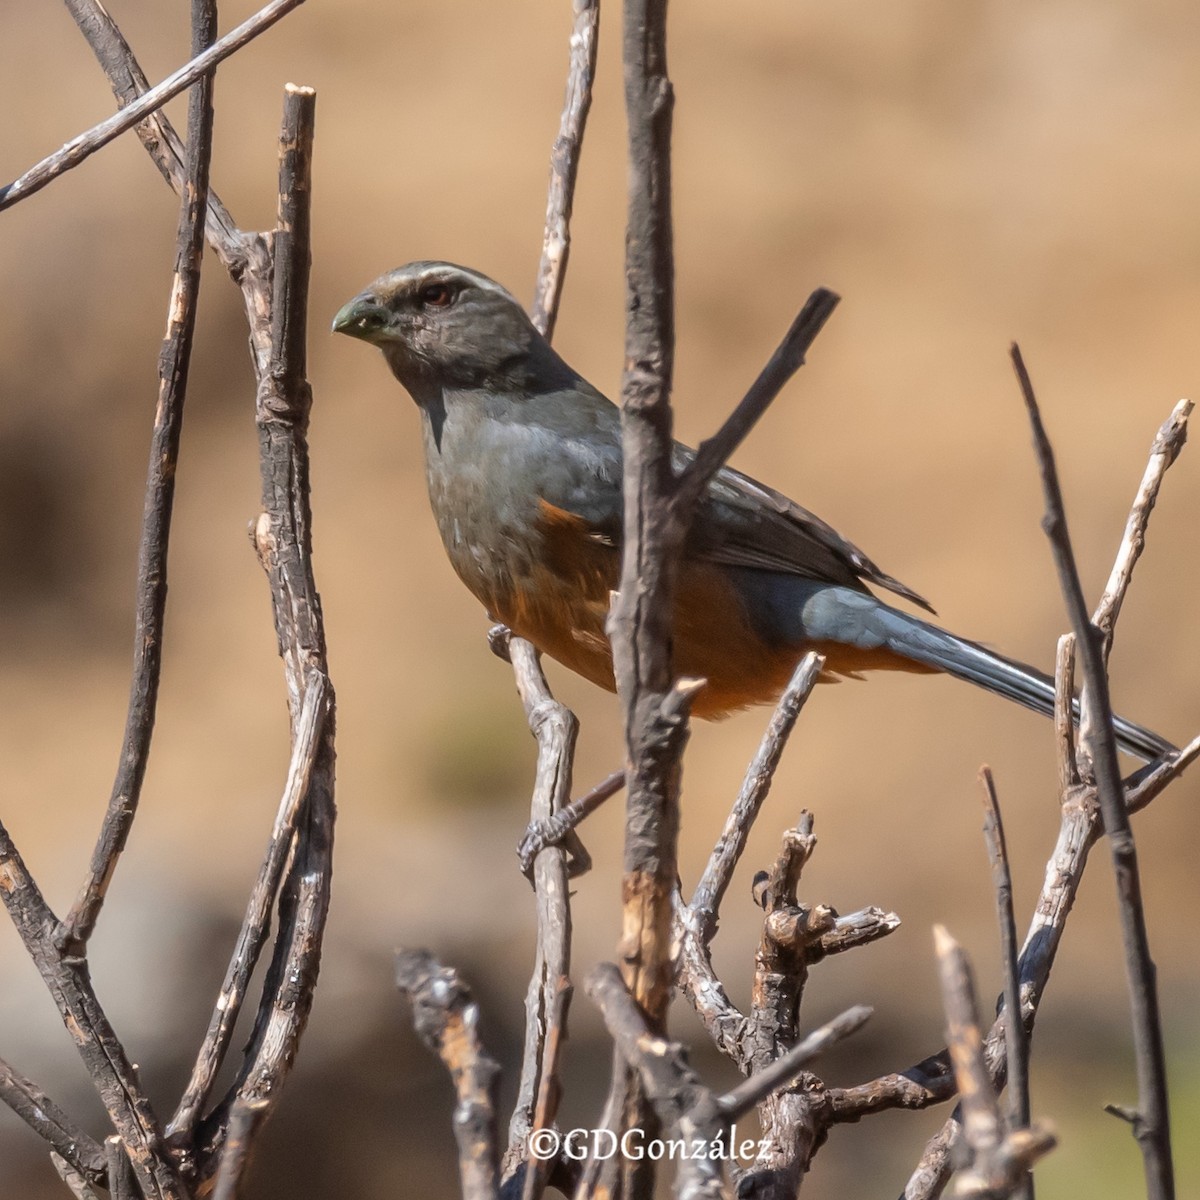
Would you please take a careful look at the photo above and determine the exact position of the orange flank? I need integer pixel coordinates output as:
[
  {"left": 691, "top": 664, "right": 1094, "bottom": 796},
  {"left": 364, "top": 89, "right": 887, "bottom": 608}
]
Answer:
[{"left": 478, "top": 500, "right": 936, "bottom": 720}]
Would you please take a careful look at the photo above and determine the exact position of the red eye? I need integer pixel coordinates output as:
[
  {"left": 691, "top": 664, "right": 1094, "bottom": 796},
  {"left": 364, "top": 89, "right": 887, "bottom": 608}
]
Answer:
[{"left": 419, "top": 282, "right": 453, "bottom": 308}]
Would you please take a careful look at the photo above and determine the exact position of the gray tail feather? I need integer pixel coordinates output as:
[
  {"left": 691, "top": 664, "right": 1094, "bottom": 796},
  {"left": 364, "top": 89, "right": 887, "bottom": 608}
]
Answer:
[{"left": 883, "top": 612, "right": 1176, "bottom": 764}]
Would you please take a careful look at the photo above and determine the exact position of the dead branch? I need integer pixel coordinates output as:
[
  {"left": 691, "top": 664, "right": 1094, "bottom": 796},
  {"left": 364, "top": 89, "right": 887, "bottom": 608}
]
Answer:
[
  {"left": 169, "top": 672, "right": 329, "bottom": 1142},
  {"left": 0, "top": 1057, "right": 105, "bottom": 1185},
  {"left": 494, "top": 19, "right": 601, "bottom": 1187},
  {"left": 0, "top": 0, "right": 305, "bottom": 211},
  {"left": 497, "top": 634, "right": 576, "bottom": 1198},
  {"left": 397, "top": 951, "right": 502, "bottom": 1200},
  {"left": 1093, "top": 399, "right": 1192, "bottom": 654},
  {"left": 59, "top": 0, "right": 218, "bottom": 954},
  {"left": 191, "top": 84, "right": 336, "bottom": 1194},
  {"left": 531, "top": 0, "right": 600, "bottom": 341},
  {"left": 978, "top": 769, "right": 1030, "bottom": 1146},
  {"left": 0, "top": 821, "right": 185, "bottom": 1198},
  {"left": 933, "top": 927, "right": 1055, "bottom": 1198},
  {"left": 1013, "top": 344, "right": 1174, "bottom": 1199},
  {"left": 675, "top": 292, "right": 840, "bottom": 514},
  {"left": 51, "top": 1153, "right": 102, "bottom": 1200},
  {"left": 689, "top": 654, "right": 824, "bottom": 942}
]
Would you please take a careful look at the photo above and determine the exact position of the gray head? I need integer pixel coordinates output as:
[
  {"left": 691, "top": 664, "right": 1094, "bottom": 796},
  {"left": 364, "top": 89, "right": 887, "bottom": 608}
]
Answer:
[{"left": 332, "top": 261, "right": 574, "bottom": 399}]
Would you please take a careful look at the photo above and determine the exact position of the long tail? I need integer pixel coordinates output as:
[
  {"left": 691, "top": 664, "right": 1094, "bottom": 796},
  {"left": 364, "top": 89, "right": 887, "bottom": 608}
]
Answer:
[
  {"left": 884, "top": 610, "right": 1174, "bottom": 763},
  {"left": 799, "top": 586, "right": 1176, "bottom": 763}
]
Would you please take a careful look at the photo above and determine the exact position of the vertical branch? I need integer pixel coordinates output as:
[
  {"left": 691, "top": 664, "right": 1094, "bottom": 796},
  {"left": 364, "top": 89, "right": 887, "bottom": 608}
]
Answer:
[
  {"left": 500, "top": 10, "right": 600, "bottom": 1187},
  {"left": 978, "top": 768, "right": 1032, "bottom": 1200},
  {"left": 197, "top": 83, "right": 336, "bottom": 1192},
  {"left": 1012, "top": 345, "right": 1173, "bottom": 1200},
  {"left": 397, "top": 952, "right": 502, "bottom": 1200},
  {"left": 500, "top": 636, "right": 576, "bottom": 1198},
  {"left": 531, "top": 0, "right": 600, "bottom": 341},
  {"left": 602, "top": 6, "right": 681, "bottom": 1193},
  {"left": 612, "top": 0, "right": 680, "bottom": 1033},
  {"left": 60, "top": 0, "right": 217, "bottom": 952}
]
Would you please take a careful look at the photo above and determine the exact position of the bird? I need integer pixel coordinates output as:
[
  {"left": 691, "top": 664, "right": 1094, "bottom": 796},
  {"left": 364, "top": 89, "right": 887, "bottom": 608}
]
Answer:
[{"left": 332, "top": 261, "right": 1173, "bottom": 762}]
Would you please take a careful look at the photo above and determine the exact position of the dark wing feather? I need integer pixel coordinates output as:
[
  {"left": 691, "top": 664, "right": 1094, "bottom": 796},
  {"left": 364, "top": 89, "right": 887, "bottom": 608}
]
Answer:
[
  {"left": 523, "top": 381, "right": 933, "bottom": 614},
  {"left": 679, "top": 451, "right": 936, "bottom": 614}
]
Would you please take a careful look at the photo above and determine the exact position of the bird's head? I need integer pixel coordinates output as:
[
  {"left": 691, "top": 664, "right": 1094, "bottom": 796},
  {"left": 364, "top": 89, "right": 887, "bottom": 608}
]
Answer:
[{"left": 332, "top": 261, "right": 546, "bottom": 396}]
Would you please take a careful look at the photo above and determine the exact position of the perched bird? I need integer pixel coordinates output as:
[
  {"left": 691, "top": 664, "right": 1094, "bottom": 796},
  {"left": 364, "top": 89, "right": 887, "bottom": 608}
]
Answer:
[{"left": 333, "top": 261, "right": 1172, "bottom": 761}]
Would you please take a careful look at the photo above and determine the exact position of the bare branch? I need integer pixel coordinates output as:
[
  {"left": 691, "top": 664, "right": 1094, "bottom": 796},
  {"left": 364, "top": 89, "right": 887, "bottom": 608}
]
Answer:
[
  {"left": 0, "top": 1057, "right": 106, "bottom": 1184},
  {"left": 610, "top": 0, "right": 680, "bottom": 1032},
  {"left": 51, "top": 1154, "right": 102, "bottom": 1200},
  {"left": 716, "top": 1006, "right": 872, "bottom": 1121},
  {"left": 501, "top": 637, "right": 575, "bottom": 1199},
  {"left": 932, "top": 927, "right": 1055, "bottom": 1198},
  {"left": 1053, "top": 635, "right": 1078, "bottom": 793},
  {"left": 397, "top": 951, "right": 502, "bottom": 1200},
  {"left": 586, "top": 963, "right": 728, "bottom": 1200},
  {"left": 59, "top": 0, "right": 218, "bottom": 952},
  {"left": 195, "top": 85, "right": 335, "bottom": 1190},
  {"left": 0, "top": 821, "right": 184, "bottom": 1198},
  {"left": 210, "top": 1097, "right": 268, "bottom": 1200},
  {"left": 0, "top": 0, "right": 306, "bottom": 211},
  {"left": 676, "top": 292, "right": 839, "bottom": 510},
  {"left": 1126, "top": 731, "right": 1200, "bottom": 813},
  {"left": 530, "top": 0, "right": 600, "bottom": 340},
  {"left": 106, "top": 1137, "right": 138, "bottom": 1200},
  {"left": 168, "top": 672, "right": 328, "bottom": 1140},
  {"left": 978, "top": 769, "right": 1030, "bottom": 1143},
  {"left": 690, "top": 653, "right": 823, "bottom": 941},
  {"left": 805, "top": 907, "right": 901, "bottom": 962},
  {"left": 1013, "top": 344, "right": 1174, "bottom": 1199},
  {"left": 1093, "top": 399, "right": 1192, "bottom": 656}
]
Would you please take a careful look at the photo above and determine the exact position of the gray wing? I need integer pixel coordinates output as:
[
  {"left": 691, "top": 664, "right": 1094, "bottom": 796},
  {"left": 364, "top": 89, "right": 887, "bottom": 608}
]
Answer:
[
  {"left": 691, "top": 456, "right": 936, "bottom": 613},
  {"left": 523, "top": 382, "right": 933, "bottom": 613}
]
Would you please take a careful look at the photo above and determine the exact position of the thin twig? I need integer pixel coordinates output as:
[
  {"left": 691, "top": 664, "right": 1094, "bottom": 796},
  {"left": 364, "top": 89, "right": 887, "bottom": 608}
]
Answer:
[
  {"left": 0, "top": 0, "right": 306, "bottom": 211},
  {"left": 196, "top": 84, "right": 334, "bottom": 1190},
  {"left": 676, "top": 292, "right": 839, "bottom": 511},
  {"left": 1092, "top": 399, "right": 1192, "bottom": 657},
  {"left": 690, "top": 653, "right": 823, "bottom": 941},
  {"left": 1013, "top": 344, "right": 1173, "bottom": 1200},
  {"left": 1054, "top": 635, "right": 1078, "bottom": 793},
  {"left": 0, "top": 1057, "right": 106, "bottom": 1184},
  {"left": 0, "top": 822, "right": 185, "bottom": 1198},
  {"left": 59, "top": 0, "right": 218, "bottom": 952},
  {"left": 501, "top": 637, "right": 575, "bottom": 1200},
  {"left": 398, "top": 951, "right": 502, "bottom": 1200},
  {"left": 530, "top": 0, "right": 600, "bottom": 341},
  {"left": 498, "top": 17, "right": 600, "bottom": 1175},
  {"left": 716, "top": 1006, "right": 872, "bottom": 1120},
  {"left": 978, "top": 768, "right": 1030, "bottom": 1149},
  {"left": 168, "top": 672, "right": 328, "bottom": 1140},
  {"left": 62, "top": 0, "right": 244, "bottom": 267},
  {"left": 932, "top": 927, "right": 1054, "bottom": 1198},
  {"left": 65, "top": 0, "right": 276, "bottom": 377},
  {"left": 805, "top": 907, "right": 902, "bottom": 962}
]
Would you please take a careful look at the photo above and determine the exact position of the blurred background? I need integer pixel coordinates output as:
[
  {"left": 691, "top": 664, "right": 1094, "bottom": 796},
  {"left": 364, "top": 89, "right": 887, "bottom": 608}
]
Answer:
[{"left": 1, "top": 1, "right": 1197, "bottom": 1196}]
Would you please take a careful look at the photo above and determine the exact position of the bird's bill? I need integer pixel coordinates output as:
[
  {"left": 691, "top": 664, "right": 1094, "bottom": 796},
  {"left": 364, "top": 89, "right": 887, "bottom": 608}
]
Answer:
[{"left": 331, "top": 294, "right": 392, "bottom": 342}]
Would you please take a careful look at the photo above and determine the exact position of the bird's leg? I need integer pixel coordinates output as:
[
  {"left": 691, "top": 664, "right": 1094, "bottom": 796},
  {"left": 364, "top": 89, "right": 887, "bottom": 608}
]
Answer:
[{"left": 518, "top": 768, "right": 627, "bottom": 879}]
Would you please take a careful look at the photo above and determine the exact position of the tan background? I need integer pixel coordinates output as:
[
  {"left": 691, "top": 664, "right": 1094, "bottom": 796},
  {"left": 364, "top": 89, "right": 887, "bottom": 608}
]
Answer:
[{"left": 0, "top": 2, "right": 1197, "bottom": 1196}]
